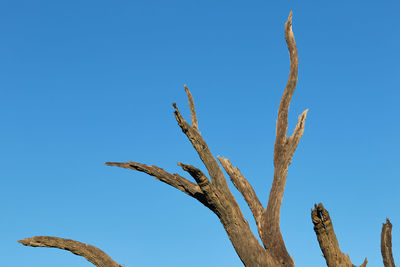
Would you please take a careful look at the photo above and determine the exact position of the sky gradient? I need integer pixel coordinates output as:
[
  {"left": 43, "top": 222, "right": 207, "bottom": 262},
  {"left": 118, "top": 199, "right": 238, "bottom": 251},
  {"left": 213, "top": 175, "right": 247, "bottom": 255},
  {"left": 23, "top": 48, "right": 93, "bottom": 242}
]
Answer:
[{"left": 1, "top": 1, "right": 399, "bottom": 266}]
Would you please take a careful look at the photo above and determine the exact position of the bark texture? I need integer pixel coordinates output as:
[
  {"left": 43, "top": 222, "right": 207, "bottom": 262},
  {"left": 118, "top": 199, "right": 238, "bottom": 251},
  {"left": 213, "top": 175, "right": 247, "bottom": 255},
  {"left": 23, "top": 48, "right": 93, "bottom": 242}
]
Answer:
[
  {"left": 106, "top": 11, "right": 305, "bottom": 267},
  {"left": 311, "top": 203, "right": 368, "bottom": 267},
  {"left": 19, "top": 236, "right": 121, "bottom": 267},
  {"left": 381, "top": 218, "right": 396, "bottom": 267},
  {"left": 311, "top": 205, "right": 398, "bottom": 267}
]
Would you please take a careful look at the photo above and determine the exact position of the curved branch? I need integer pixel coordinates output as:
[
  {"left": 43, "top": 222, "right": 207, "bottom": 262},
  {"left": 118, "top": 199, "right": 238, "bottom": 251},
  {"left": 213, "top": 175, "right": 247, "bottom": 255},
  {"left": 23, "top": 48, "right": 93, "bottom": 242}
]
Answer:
[
  {"left": 260, "top": 12, "right": 305, "bottom": 265},
  {"left": 273, "top": 11, "right": 299, "bottom": 166},
  {"left": 19, "top": 236, "right": 121, "bottom": 267},
  {"left": 311, "top": 203, "right": 367, "bottom": 267},
  {"left": 381, "top": 218, "right": 396, "bottom": 267},
  {"left": 177, "top": 162, "right": 213, "bottom": 195},
  {"left": 105, "top": 161, "right": 205, "bottom": 202}
]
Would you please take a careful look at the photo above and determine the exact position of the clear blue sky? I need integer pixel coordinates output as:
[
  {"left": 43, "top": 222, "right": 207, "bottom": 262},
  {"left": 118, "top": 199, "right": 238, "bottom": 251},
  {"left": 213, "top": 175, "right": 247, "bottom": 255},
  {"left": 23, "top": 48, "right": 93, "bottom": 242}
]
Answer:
[{"left": 1, "top": 1, "right": 399, "bottom": 266}]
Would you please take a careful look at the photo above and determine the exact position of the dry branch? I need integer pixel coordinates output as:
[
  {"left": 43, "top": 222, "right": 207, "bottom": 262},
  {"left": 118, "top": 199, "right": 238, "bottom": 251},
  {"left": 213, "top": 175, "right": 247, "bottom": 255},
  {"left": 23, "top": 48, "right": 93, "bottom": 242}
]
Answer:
[
  {"left": 381, "top": 218, "right": 396, "bottom": 267},
  {"left": 19, "top": 236, "right": 121, "bottom": 267},
  {"left": 217, "top": 156, "right": 264, "bottom": 231},
  {"left": 184, "top": 84, "right": 199, "bottom": 132},
  {"left": 105, "top": 161, "right": 206, "bottom": 204},
  {"left": 172, "top": 102, "right": 230, "bottom": 194},
  {"left": 311, "top": 203, "right": 368, "bottom": 267},
  {"left": 16, "top": 11, "right": 396, "bottom": 267},
  {"left": 177, "top": 162, "right": 213, "bottom": 194},
  {"left": 259, "top": 12, "right": 306, "bottom": 265}
]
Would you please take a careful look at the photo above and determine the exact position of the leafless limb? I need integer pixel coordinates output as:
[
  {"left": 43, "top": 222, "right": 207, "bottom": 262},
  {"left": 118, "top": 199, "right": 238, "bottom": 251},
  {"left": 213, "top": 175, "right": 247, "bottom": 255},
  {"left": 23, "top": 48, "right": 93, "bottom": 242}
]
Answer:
[
  {"left": 257, "top": 12, "right": 307, "bottom": 265},
  {"left": 19, "top": 236, "right": 121, "bottom": 267},
  {"left": 381, "top": 218, "right": 396, "bottom": 267},
  {"left": 172, "top": 102, "right": 232, "bottom": 194},
  {"left": 17, "top": 11, "right": 396, "bottom": 267},
  {"left": 311, "top": 203, "right": 368, "bottom": 267},
  {"left": 217, "top": 156, "right": 264, "bottom": 231},
  {"left": 184, "top": 84, "right": 199, "bottom": 132}
]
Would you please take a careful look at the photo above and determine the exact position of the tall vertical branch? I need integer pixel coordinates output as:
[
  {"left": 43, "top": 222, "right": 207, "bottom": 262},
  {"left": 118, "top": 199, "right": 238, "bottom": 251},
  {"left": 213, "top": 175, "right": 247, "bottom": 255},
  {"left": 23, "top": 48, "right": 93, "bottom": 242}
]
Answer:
[
  {"left": 259, "top": 12, "right": 307, "bottom": 265},
  {"left": 273, "top": 11, "right": 298, "bottom": 161}
]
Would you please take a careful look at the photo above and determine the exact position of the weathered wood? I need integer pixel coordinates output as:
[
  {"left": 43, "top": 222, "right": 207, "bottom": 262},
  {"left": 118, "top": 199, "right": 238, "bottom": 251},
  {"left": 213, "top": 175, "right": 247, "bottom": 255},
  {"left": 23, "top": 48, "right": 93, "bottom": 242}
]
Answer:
[
  {"left": 311, "top": 203, "right": 368, "bottom": 267},
  {"left": 19, "top": 11, "right": 394, "bottom": 267},
  {"left": 381, "top": 218, "right": 396, "bottom": 267},
  {"left": 19, "top": 236, "right": 121, "bottom": 267},
  {"left": 259, "top": 12, "right": 306, "bottom": 266}
]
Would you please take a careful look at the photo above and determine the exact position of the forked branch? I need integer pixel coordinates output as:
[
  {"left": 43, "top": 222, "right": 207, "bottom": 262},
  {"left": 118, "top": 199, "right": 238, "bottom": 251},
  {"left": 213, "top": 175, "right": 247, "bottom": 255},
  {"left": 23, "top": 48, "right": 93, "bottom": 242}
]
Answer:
[
  {"left": 259, "top": 12, "right": 306, "bottom": 265},
  {"left": 172, "top": 102, "right": 231, "bottom": 195},
  {"left": 19, "top": 236, "right": 121, "bottom": 267}
]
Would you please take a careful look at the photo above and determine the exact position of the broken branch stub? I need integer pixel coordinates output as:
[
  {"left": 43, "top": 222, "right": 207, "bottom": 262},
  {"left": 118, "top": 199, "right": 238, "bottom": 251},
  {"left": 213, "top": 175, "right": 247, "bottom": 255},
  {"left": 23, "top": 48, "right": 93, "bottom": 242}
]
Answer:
[{"left": 311, "top": 203, "right": 368, "bottom": 267}]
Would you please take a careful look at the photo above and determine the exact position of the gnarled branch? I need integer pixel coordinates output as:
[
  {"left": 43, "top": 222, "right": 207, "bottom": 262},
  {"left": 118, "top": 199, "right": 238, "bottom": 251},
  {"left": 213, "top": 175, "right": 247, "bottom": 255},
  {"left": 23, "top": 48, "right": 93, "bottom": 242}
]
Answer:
[
  {"left": 19, "top": 236, "right": 121, "bottom": 267},
  {"left": 381, "top": 218, "right": 396, "bottom": 267},
  {"left": 311, "top": 203, "right": 368, "bottom": 267}
]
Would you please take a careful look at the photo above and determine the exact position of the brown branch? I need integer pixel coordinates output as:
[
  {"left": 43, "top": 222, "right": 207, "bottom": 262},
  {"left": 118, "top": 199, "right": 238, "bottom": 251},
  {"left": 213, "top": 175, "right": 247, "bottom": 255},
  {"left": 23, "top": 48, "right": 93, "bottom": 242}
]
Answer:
[
  {"left": 105, "top": 161, "right": 204, "bottom": 202},
  {"left": 217, "top": 156, "right": 264, "bottom": 231},
  {"left": 273, "top": 11, "right": 298, "bottom": 164},
  {"left": 381, "top": 218, "right": 396, "bottom": 267},
  {"left": 184, "top": 84, "right": 199, "bottom": 132},
  {"left": 172, "top": 102, "right": 231, "bottom": 195},
  {"left": 19, "top": 236, "right": 121, "bottom": 267},
  {"left": 286, "top": 109, "right": 308, "bottom": 164},
  {"left": 259, "top": 12, "right": 306, "bottom": 265},
  {"left": 177, "top": 162, "right": 213, "bottom": 195},
  {"left": 311, "top": 203, "right": 368, "bottom": 267}
]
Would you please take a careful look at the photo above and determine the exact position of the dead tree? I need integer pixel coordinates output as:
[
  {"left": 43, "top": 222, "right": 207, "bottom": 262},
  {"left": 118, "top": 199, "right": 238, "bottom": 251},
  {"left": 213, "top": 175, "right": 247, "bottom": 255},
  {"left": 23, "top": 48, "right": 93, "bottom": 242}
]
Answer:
[{"left": 19, "top": 12, "right": 396, "bottom": 267}]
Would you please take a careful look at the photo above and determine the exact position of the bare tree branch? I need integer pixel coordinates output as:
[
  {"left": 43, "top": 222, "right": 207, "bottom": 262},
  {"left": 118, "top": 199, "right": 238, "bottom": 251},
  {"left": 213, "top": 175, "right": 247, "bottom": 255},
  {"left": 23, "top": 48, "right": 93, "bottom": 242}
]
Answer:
[
  {"left": 311, "top": 203, "right": 368, "bottom": 267},
  {"left": 177, "top": 162, "right": 213, "bottom": 195},
  {"left": 259, "top": 12, "right": 306, "bottom": 265},
  {"left": 184, "top": 84, "right": 199, "bottom": 132},
  {"left": 19, "top": 236, "right": 121, "bottom": 267},
  {"left": 273, "top": 11, "right": 299, "bottom": 163},
  {"left": 105, "top": 161, "right": 204, "bottom": 201},
  {"left": 286, "top": 109, "right": 308, "bottom": 164},
  {"left": 381, "top": 218, "right": 396, "bottom": 267},
  {"left": 217, "top": 156, "right": 264, "bottom": 232},
  {"left": 172, "top": 102, "right": 232, "bottom": 196}
]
